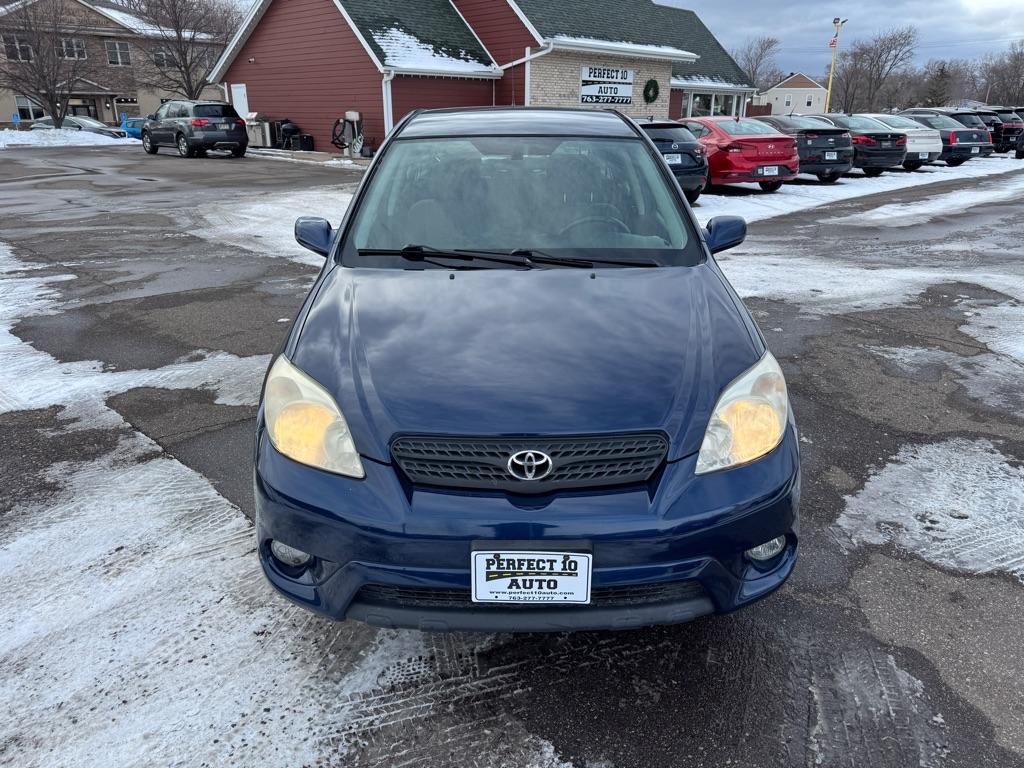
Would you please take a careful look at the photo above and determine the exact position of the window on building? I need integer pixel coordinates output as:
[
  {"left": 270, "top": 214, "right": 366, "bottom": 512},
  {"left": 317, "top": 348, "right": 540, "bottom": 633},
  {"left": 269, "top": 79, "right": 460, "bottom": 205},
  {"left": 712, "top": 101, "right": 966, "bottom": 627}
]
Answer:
[
  {"left": 691, "top": 93, "right": 712, "bottom": 117},
  {"left": 153, "top": 48, "right": 174, "bottom": 68},
  {"left": 15, "top": 95, "right": 46, "bottom": 120},
  {"left": 784, "top": 94, "right": 792, "bottom": 107},
  {"left": 713, "top": 94, "right": 735, "bottom": 116},
  {"left": 806, "top": 95, "right": 813, "bottom": 107},
  {"left": 3, "top": 34, "right": 33, "bottom": 61},
  {"left": 58, "top": 38, "right": 87, "bottom": 59},
  {"left": 105, "top": 40, "right": 131, "bottom": 66}
]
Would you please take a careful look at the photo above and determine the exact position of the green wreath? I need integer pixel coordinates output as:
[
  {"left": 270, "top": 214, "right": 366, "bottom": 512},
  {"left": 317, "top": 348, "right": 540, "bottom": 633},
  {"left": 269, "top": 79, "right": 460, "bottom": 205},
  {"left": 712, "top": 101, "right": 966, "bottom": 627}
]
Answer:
[{"left": 643, "top": 79, "right": 660, "bottom": 104}]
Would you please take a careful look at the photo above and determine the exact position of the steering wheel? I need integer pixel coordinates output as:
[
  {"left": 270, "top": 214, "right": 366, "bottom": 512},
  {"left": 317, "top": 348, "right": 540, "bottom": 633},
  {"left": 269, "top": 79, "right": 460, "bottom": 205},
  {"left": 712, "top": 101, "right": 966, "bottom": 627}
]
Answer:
[{"left": 558, "top": 216, "right": 630, "bottom": 237}]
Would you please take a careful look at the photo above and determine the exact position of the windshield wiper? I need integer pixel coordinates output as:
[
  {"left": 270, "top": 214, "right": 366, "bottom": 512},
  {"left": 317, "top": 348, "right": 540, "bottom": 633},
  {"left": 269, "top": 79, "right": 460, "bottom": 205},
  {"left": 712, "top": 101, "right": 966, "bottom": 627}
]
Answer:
[
  {"left": 508, "top": 249, "right": 659, "bottom": 268},
  {"left": 357, "top": 245, "right": 534, "bottom": 269}
]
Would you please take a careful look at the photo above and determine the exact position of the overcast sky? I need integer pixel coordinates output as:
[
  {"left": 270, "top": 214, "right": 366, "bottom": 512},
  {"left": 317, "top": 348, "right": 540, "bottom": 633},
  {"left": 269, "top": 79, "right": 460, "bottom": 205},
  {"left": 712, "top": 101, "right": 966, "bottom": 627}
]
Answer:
[{"left": 656, "top": 0, "right": 1024, "bottom": 76}]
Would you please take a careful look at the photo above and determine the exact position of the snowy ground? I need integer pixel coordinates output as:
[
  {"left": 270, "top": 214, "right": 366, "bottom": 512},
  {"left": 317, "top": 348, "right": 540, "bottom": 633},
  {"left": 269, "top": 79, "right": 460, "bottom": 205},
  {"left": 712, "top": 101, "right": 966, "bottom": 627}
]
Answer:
[
  {"left": 1, "top": 146, "right": 1022, "bottom": 766},
  {"left": 0, "top": 128, "right": 139, "bottom": 149}
]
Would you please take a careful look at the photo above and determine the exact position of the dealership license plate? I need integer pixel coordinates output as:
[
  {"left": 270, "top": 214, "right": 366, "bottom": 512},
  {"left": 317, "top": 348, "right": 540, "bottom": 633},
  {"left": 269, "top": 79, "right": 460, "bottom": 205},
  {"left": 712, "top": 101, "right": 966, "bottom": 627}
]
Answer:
[
  {"left": 762, "top": 166, "right": 779, "bottom": 176},
  {"left": 972, "top": 146, "right": 980, "bottom": 154},
  {"left": 918, "top": 152, "right": 928, "bottom": 159},
  {"left": 825, "top": 151, "right": 838, "bottom": 160},
  {"left": 471, "top": 550, "right": 592, "bottom": 604},
  {"left": 880, "top": 141, "right": 891, "bottom": 148},
  {"left": 664, "top": 153, "right": 682, "bottom": 165},
  {"left": 219, "top": 123, "right": 233, "bottom": 130}
]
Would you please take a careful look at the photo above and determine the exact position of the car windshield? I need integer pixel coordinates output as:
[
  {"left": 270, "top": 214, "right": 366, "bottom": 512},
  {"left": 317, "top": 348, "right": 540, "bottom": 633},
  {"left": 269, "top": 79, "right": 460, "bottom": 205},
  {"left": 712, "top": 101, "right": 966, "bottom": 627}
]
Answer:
[
  {"left": 953, "top": 113, "right": 986, "bottom": 128},
  {"left": 874, "top": 115, "right": 923, "bottom": 129},
  {"left": 74, "top": 117, "right": 107, "bottom": 128},
  {"left": 194, "top": 104, "right": 239, "bottom": 118},
  {"left": 715, "top": 119, "right": 779, "bottom": 136},
  {"left": 641, "top": 125, "right": 696, "bottom": 142},
  {"left": 346, "top": 136, "right": 700, "bottom": 268},
  {"left": 832, "top": 115, "right": 891, "bottom": 131}
]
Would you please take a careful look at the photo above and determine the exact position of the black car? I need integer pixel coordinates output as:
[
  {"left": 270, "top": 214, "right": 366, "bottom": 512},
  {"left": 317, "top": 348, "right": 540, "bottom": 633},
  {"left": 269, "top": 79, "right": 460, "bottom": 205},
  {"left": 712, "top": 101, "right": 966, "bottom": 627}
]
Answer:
[
  {"left": 902, "top": 108, "right": 994, "bottom": 161},
  {"left": 636, "top": 120, "right": 708, "bottom": 203},
  {"left": 804, "top": 114, "right": 906, "bottom": 176},
  {"left": 972, "top": 108, "right": 1010, "bottom": 152},
  {"left": 898, "top": 111, "right": 990, "bottom": 166},
  {"left": 984, "top": 107, "right": 1024, "bottom": 152},
  {"left": 142, "top": 100, "right": 247, "bottom": 158},
  {"left": 753, "top": 115, "right": 854, "bottom": 182}
]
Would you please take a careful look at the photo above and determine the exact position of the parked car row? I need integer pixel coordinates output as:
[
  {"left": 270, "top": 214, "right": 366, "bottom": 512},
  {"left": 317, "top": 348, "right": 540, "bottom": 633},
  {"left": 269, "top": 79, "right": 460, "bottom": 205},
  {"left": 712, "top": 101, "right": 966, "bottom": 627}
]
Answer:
[{"left": 641, "top": 106, "right": 1024, "bottom": 197}]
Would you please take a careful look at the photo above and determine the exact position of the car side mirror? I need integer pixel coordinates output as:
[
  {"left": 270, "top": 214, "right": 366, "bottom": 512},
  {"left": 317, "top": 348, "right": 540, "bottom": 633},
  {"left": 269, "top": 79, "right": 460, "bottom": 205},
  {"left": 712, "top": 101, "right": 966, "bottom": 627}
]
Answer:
[
  {"left": 294, "top": 216, "right": 333, "bottom": 257},
  {"left": 146, "top": 114, "right": 156, "bottom": 120},
  {"left": 704, "top": 215, "right": 747, "bottom": 255}
]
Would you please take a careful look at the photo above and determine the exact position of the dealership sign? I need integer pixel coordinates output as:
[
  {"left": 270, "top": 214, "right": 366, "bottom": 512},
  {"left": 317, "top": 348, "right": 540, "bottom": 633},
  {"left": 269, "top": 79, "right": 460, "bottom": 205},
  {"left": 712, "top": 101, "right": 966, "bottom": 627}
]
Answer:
[{"left": 580, "top": 66, "right": 634, "bottom": 105}]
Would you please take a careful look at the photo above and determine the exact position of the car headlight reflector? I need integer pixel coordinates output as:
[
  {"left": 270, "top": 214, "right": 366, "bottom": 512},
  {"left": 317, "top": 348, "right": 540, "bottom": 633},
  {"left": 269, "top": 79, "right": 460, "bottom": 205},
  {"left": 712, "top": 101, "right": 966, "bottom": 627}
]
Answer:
[
  {"left": 695, "top": 352, "right": 788, "bottom": 474},
  {"left": 264, "top": 356, "right": 365, "bottom": 478}
]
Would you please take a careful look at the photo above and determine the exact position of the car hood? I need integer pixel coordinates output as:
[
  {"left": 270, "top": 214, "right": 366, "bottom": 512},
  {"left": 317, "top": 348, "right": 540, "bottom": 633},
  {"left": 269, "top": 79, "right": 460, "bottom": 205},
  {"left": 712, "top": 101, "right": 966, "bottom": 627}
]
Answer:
[{"left": 290, "top": 265, "right": 763, "bottom": 463}]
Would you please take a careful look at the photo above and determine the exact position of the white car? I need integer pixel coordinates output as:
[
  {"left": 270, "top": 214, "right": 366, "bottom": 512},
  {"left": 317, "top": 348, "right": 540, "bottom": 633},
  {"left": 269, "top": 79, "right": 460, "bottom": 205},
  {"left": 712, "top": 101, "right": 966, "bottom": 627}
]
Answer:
[
  {"left": 30, "top": 116, "right": 127, "bottom": 139},
  {"left": 860, "top": 113, "right": 942, "bottom": 170}
]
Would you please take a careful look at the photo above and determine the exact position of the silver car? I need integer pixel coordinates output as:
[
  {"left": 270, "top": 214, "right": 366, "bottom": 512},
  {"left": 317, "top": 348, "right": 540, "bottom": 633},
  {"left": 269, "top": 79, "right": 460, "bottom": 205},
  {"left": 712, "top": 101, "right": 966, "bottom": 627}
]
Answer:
[{"left": 31, "top": 116, "right": 128, "bottom": 138}]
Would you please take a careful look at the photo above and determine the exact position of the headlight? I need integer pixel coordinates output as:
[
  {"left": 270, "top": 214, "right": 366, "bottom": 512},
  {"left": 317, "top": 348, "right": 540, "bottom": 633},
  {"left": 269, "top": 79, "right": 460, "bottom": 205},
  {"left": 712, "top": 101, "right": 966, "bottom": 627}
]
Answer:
[
  {"left": 695, "top": 352, "right": 789, "bottom": 475},
  {"left": 263, "top": 356, "right": 365, "bottom": 478}
]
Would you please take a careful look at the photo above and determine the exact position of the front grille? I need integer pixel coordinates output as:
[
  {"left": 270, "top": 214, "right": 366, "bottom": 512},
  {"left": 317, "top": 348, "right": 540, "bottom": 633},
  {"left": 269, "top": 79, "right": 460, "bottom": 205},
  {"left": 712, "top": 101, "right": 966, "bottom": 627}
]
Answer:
[
  {"left": 355, "top": 581, "right": 706, "bottom": 609},
  {"left": 390, "top": 433, "right": 668, "bottom": 493}
]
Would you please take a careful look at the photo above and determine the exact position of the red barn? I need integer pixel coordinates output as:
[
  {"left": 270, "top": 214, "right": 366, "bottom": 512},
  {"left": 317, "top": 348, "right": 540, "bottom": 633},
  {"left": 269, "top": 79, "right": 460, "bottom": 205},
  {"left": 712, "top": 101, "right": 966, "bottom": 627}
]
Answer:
[{"left": 209, "top": 0, "right": 753, "bottom": 153}]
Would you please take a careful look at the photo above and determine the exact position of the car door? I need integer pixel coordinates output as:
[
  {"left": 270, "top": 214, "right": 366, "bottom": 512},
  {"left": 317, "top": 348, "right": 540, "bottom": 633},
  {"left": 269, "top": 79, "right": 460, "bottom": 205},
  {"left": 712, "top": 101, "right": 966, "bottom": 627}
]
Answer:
[{"left": 151, "top": 102, "right": 173, "bottom": 144}]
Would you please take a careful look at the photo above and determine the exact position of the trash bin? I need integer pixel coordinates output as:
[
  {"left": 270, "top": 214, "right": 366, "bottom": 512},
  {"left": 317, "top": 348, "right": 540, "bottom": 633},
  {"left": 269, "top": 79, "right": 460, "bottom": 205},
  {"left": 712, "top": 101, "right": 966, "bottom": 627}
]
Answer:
[
  {"left": 291, "top": 134, "right": 314, "bottom": 152},
  {"left": 278, "top": 120, "right": 300, "bottom": 149}
]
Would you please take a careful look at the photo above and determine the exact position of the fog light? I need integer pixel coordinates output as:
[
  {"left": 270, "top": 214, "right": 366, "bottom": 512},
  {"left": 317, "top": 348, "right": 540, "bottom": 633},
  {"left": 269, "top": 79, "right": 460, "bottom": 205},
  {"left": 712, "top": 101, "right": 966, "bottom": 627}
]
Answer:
[
  {"left": 745, "top": 536, "right": 786, "bottom": 562},
  {"left": 270, "top": 540, "right": 312, "bottom": 568}
]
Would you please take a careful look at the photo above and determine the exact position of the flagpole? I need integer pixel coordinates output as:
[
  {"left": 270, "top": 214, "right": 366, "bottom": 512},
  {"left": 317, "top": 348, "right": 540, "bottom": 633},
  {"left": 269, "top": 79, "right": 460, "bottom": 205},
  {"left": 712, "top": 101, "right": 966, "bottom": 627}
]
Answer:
[{"left": 825, "top": 18, "right": 847, "bottom": 113}]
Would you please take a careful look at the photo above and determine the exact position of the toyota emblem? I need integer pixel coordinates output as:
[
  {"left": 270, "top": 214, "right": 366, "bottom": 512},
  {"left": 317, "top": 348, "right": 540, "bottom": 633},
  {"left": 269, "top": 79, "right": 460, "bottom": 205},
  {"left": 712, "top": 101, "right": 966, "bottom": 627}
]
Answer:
[{"left": 507, "top": 450, "right": 553, "bottom": 481}]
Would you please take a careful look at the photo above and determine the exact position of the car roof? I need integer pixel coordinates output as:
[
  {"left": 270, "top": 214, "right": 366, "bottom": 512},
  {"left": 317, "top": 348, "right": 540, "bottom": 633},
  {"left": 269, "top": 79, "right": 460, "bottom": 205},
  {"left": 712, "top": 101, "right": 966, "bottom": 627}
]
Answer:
[{"left": 399, "top": 107, "right": 637, "bottom": 138}]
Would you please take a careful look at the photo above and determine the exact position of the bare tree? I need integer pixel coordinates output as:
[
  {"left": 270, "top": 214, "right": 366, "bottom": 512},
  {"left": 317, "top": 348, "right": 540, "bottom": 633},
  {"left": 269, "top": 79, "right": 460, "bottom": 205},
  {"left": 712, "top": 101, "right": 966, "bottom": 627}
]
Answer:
[
  {"left": 732, "top": 36, "right": 782, "bottom": 91},
  {"left": 119, "top": 0, "right": 240, "bottom": 99},
  {"left": 0, "top": 0, "right": 101, "bottom": 127},
  {"left": 979, "top": 41, "right": 1024, "bottom": 106},
  {"left": 830, "top": 26, "right": 918, "bottom": 111}
]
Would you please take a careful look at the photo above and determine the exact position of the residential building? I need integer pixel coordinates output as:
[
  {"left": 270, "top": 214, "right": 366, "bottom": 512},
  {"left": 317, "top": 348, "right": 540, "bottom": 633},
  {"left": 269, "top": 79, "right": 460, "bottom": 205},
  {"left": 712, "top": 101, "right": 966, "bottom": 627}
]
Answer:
[
  {"left": 210, "top": 0, "right": 752, "bottom": 153},
  {"left": 754, "top": 72, "right": 827, "bottom": 115},
  {"left": 0, "top": 0, "right": 221, "bottom": 127}
]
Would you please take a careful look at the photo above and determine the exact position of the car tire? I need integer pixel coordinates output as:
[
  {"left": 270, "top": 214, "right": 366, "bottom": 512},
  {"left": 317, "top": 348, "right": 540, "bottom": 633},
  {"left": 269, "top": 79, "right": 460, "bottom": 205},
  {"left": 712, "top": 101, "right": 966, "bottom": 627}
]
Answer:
[
  {"left": 758, "top": 181, "right": 784, "bottom": 192},
  {"left": 946, "top": 158, "right": 965, "bottom": 167},
  {"left": 231, "top": 147, "right": 247, "bottom": 158},
  {"left": 142, "top": 132, "right": 158, "bottom": 154},
  {"left": 683, "top": 188, "right": 701, "bottom": 204},
  {"left": 816, "top": 172, "right": 840, "bottom": 183},
  {"left": 176, "top": 134, "right": 195, "bottom": 158},
  {"left": 863, "top": 168, "right": 885, "bottom": 177},
  {"left": 902, "top": 160, "right": 923, "bottom": 171}
]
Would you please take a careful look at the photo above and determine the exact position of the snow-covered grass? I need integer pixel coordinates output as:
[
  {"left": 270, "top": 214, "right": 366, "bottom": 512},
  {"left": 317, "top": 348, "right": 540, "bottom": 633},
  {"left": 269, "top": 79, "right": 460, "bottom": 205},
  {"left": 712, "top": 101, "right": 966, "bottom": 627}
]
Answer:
[
  {"left": 835, "top": 439, "right": 1024, "bottom": 583},
  {"left": 0, "top": 128, "right": 138, "bottom": 149},
  {"left": 690, "top": 156, "right": 1022, "bottom": 224}
]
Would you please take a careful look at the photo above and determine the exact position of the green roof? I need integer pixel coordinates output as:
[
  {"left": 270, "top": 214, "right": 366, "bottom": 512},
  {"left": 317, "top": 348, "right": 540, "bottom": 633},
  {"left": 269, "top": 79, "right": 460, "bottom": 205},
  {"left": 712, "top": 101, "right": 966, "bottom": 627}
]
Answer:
[
  {"left": 512, "top": 0, "right": 751, "bottom": 87},
  {"left": 342, "top": 0, "right": 494, "bottom": 72}
]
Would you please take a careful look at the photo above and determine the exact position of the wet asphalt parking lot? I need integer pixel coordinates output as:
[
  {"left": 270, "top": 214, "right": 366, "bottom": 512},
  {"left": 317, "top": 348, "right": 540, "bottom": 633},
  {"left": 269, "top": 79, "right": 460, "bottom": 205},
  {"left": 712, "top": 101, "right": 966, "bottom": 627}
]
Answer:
[{"left": 1, "top": 146, "right": 1022, "bottom": 767}]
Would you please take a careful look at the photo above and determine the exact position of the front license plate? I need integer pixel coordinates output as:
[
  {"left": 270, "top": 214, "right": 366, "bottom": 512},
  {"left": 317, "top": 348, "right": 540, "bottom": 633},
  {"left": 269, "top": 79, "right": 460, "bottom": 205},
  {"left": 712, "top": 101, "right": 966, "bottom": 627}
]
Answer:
[
  {"left": 664, "top": 153, "right": 682, "bottom": 165},
  {"left": 762, "top": 165, "right": 779, "bottom": 176},
  {"left": 825, "top": 151, "right": 838, "bottom": 160},
  {"left": 471, "top": 550, "right": 592, "bottom": 604},
  {"left": 972, "top": 146, "right": 980, "bottom": 154}
]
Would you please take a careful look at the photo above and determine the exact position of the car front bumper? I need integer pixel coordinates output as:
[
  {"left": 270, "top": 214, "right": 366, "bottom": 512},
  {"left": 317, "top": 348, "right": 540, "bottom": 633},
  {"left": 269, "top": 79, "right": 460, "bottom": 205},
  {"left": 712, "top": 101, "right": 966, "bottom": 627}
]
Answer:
[{"left": 254, "top": 425, "right": 801, "bottom": 632}]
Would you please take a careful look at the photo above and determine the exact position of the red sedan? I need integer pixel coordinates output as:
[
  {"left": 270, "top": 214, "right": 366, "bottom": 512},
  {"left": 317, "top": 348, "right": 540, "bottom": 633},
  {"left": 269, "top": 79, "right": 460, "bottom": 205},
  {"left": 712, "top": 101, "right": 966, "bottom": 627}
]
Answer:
[{"left": 680, "top": 117, "right": 799, "bottom": 192}]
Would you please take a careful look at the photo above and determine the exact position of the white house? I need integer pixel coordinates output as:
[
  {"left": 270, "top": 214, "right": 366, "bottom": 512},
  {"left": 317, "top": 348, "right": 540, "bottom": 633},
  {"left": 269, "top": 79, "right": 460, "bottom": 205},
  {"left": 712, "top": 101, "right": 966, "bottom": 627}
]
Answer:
[{"left": 755, "top": 72, "right": 827, "bottom": 114}]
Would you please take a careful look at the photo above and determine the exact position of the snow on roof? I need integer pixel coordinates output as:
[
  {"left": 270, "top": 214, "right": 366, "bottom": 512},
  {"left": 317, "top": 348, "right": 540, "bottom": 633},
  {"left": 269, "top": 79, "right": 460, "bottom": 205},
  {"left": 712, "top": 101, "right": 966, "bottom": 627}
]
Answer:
[
  {"left": 550, "top": 35, "right": 697, "bottom": 61},
  {"left": 371, "top": 27, "right": 496, "bottom": 73},
  {"left": 88, "top": 1, "right": 214, "bottom": 40},
  {"left": 670, "top": 75, "right": 755, "bottom": 92}
]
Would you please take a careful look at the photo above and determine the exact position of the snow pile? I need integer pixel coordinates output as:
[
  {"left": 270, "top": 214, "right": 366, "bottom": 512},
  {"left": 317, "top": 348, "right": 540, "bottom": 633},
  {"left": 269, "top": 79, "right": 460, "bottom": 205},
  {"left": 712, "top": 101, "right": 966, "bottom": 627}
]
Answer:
[
  {"left": 0, "top": 128, "right": 138, "bottom": 149},
  {"left": 193, "top": 186, "right": 354, "bottom": 266},
  {"left": 835, "top": 439, "right": 1024, "bottom": 582},
  {"left": 372, "top": 27, "right": 495, "bottom": 73},
  {"left": 690, "top": 157, "right": 1023, "bottom": 224}
]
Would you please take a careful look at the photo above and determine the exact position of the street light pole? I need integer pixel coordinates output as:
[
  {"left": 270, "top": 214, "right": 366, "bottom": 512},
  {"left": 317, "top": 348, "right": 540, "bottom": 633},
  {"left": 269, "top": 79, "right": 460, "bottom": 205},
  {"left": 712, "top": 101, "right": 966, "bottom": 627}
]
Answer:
[{"left": 825, "top": 17, "right": 848, "bottom": 113}]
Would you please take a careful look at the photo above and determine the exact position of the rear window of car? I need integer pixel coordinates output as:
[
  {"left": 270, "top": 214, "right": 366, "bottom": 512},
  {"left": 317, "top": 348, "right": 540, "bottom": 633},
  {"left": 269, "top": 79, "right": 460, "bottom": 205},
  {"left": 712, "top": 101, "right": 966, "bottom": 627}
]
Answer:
[
  {"left": 994, "top": 111, "right": 1022, "bottom": 121},
  {"left": 193, "top": 104, "right": 239, "bottom": 118},
  {"left": 874, "top": 115, "right": 924, "bottom": 130},
  {"left": 830, "top": 115, "right": 891, "bottom": 131},
  {"left": 346, "top": 136, "right": 702, "bottom": 268},
  {"left": 715, "top": 119, "right": 780, "bottom": 136},
  {"left": 908, "top": 114, "right": 963, "bottom": 130},
  {"left": 641, "top": 125, "right": 697, "bottom": 143},
  {"left": 975, "top": 113, "right": 1002, "bottom": 125},
  {"left": 952, "top": 113, "right": 986, "bottom": 128},
  {"left": 779, "top": 116, "right": 838, "bottom": 130}
]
